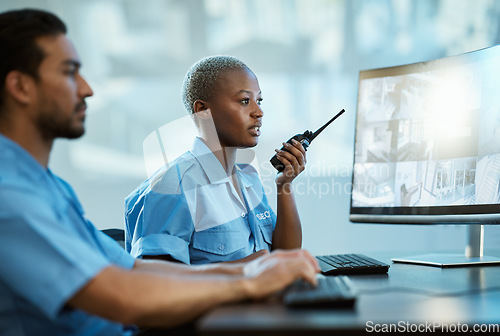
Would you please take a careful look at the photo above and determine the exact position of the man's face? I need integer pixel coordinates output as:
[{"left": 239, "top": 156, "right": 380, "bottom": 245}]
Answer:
[
  {"left": 206, "top": 68, "right": 263, "bottom": 148},
  {"left": 33, "top": 34, "right": 93, "bottom": 139}
]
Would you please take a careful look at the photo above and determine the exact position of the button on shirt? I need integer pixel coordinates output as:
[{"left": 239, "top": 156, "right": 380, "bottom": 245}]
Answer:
[
  {"left": 0, "top": 134, "right": 136, "bottom": 336},
  {"left": 125, "top": 137, "right": 277, "bottom": 264}
]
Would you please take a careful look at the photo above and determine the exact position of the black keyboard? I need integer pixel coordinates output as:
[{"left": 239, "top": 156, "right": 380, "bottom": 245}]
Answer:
[
  {"left": 283, "top": 276, "right": 356, "bottom": 308},
  {"left": 316, "top": 253, "right": 390, "bottom": 275}
]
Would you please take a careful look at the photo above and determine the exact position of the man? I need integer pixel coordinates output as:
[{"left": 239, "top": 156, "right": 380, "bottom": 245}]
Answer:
[{"left": 0, "top": 8, "right": 319, "bottom": 335}]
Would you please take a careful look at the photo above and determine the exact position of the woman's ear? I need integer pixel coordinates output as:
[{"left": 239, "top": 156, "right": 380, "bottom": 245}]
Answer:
[
  {"left": 193, "top": 100, "right": 211, "bottom": 119},
  {"left": 193, "top": 100, "right": 207, "bottom": 113}
]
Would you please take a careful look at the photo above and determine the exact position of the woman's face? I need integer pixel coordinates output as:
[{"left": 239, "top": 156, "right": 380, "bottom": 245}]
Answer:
[{"left": 206, "top": 68, "right": 263, "bottom": 148}]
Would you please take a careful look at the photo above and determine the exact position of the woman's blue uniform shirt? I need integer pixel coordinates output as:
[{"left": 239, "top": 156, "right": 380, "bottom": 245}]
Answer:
[
  {"left": 0, "top": 134, "right": 136, "bottom": 336},
  {"left": 125, "top": 137, "right": 277, "bottom": 264}
]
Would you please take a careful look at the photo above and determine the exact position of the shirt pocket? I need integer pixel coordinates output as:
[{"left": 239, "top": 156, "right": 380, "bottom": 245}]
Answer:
[
  {"left": 192, "top": 224, "right": 248, "bottom": 256},
  {"left": 257, "top": 218, "right": 274, "bottom": 245}
]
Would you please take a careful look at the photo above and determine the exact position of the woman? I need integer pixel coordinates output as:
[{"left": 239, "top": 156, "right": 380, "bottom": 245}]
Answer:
[{"left": 125, "top": 56, "right": 307, "bottom": 264}]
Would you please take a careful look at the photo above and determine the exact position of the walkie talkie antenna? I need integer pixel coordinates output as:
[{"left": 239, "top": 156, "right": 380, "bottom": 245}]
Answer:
[
  {"left": 270, "top": 108, "right": 346, "bottom": 172},
  {"left": 309, "top": 109, "right": 345, "bottom": 142}
]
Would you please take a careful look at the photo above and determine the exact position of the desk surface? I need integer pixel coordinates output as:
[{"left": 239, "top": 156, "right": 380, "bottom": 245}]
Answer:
[{"left": 197, "top": 253, "right": 500, "bottom": 335}]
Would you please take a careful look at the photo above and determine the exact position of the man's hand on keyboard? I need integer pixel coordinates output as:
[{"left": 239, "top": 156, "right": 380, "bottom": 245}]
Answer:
[{"left": 242, "top": 249, "right": 320, "bottom": 300}]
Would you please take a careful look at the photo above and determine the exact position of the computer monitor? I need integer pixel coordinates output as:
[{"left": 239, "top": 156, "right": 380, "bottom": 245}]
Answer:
[{"left": 350, "top": 44, "right": 500, "bottom": 267}]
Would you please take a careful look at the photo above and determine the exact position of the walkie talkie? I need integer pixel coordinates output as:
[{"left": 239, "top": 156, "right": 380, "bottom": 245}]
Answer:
[{"left": 270, "top": 109, "right": 346, "bottom": 172}]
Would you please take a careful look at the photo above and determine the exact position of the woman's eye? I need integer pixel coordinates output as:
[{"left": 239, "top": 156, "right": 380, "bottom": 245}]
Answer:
[
  {"left": 257, "top": 98, "right": 263, "bottom": 105},
  {"left": 241, "top": 98, "right": 250, "bottom": 105}
]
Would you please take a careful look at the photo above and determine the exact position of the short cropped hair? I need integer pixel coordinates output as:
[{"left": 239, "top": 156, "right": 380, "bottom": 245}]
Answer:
[
  {"left": 181, "top": 55, "right": 249, "bottom": 115},
  {"left": 0, "top": 9, "right": 67, "bottom": 110}
]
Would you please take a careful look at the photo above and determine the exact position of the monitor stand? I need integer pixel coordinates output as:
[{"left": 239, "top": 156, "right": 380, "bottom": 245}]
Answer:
[{"left": 392, "top": 225, "right": 500, "bottom": 267}]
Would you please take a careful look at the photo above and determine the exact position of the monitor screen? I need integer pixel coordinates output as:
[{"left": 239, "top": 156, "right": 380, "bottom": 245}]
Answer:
[{"left": 350, "top": 45, "right": 500, "bottom": 224}]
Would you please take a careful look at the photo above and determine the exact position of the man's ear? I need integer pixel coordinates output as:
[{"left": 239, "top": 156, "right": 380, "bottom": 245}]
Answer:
[
  {"left": 4, "top": 71, "right": 34, "bottom": 105},
  {"left": 193, "top": 100, "right": 211, "bottom": 119}
]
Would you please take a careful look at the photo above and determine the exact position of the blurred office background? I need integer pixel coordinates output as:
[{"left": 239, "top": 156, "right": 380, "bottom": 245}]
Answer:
[{"left": 3, "top": 0, "right": 500, "bottom": 255}]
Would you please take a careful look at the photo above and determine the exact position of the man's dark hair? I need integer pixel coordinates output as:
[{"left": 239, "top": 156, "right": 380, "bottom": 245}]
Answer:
[{"left": 0, "top": 9, "right": 67, "bottom": 109}]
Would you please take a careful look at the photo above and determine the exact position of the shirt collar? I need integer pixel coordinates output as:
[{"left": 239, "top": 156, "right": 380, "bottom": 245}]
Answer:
[
  {"left": 234, "top": 165, "right": 253, "bottom": 188},
  {"left": 189, "top": 137, "right": 229, "bottom": 184},
  {"left": 0, "top": 134, "right": 47, "bottom": 182}
]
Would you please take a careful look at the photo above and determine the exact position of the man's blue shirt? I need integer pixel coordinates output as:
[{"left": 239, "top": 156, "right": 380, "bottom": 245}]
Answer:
[
  {"left": 125, "top": 137, "right": 277, "bottom": 264},
  {"left": 0, "top": 134, "right": 136, "bottom": 336}
]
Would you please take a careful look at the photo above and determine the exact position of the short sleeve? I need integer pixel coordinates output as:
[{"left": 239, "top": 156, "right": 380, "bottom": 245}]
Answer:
[
  {"left": 0, "top": 187, "right": 115, "bottom": 319},
  {"left": 130, "top": 189, "right": 194, "bottom": 264},
  {"left": 92, "top": 227, "right": 136, "bottom": 269}
]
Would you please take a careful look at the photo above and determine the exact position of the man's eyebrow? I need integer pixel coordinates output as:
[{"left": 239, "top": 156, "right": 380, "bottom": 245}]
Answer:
[{"left": 62, "top": 59, "right": 81, "bottom": 68}]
